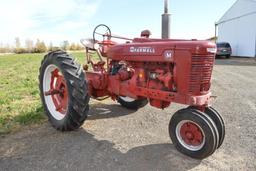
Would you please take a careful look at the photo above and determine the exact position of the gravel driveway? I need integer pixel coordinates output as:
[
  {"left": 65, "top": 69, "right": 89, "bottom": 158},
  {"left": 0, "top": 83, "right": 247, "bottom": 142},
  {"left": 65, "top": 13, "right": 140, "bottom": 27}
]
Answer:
[{"left": 0, "top": 57, "right": 256, "bottom": 171}]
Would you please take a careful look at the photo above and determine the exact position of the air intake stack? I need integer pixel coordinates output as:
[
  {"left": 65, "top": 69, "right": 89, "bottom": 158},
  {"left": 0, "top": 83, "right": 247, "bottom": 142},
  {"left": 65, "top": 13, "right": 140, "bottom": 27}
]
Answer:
[{"left": 162, "top": 0, "right": 171, "bottom": 39}]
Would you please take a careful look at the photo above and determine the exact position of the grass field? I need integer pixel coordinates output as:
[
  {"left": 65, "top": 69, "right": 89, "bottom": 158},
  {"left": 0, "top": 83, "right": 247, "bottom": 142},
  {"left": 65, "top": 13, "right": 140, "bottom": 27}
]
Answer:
[{"left": 0, "top": 52, "right": 85, "bottom": 134}]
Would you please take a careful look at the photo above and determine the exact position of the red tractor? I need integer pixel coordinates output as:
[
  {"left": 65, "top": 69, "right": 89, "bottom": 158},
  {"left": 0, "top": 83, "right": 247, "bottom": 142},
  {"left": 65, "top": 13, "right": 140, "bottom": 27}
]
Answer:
[{"left": 39, "top": 24, "right": 225, "bottom": 159}]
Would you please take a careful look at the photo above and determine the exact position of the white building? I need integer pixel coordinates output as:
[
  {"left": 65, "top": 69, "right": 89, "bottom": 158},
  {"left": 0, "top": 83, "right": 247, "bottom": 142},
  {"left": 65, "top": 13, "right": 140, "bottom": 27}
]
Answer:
[{"left": 216, "top": 0, "right": 256, "bottom": 57}]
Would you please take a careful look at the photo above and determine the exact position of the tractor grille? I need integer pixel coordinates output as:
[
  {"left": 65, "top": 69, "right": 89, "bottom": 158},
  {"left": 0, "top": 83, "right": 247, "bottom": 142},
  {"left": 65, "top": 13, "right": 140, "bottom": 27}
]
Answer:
[{"left": 189, "top": 55, "right": 215, "bottom": 93}]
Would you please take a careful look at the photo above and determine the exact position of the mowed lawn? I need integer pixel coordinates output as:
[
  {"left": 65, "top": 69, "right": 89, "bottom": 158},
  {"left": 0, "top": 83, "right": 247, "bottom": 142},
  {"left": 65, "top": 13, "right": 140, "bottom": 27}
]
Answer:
[{"left": 0, "top": 52, "right": 85, "bottom": 134}]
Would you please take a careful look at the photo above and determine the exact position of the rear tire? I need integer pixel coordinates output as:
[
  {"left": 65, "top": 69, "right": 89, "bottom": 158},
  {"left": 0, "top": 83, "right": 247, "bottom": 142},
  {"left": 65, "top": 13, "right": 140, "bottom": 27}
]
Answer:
[
  {"left": 226, "top": 55, "right": 230, "bottom": 58},
  {"left": 117, "top": 96, "right": 148, "bottom": 110},
  {"left": 39, "top": 50, "right": 90, "bottom": 131},
  {"left": 169, "top": 108, "right": 219, "bottom": 159}
]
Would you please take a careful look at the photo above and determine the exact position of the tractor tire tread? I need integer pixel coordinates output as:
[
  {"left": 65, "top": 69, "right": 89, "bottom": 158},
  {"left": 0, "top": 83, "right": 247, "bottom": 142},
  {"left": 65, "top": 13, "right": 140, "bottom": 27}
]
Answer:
[
  {"left": 206, "top": 107, "right": 225, "bottom": 148},
  {"left": 39, "top": 50, "right": 90, "bottom": 131},
  {"left": 169, "top": 108, "right": 219, "bottom": 159}
]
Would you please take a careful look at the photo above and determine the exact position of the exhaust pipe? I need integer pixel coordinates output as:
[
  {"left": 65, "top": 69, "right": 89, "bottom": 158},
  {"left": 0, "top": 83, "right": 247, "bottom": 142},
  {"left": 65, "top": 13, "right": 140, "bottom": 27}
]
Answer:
[{"left": 162, "top": 0, "right": 171, "bottom": 39}]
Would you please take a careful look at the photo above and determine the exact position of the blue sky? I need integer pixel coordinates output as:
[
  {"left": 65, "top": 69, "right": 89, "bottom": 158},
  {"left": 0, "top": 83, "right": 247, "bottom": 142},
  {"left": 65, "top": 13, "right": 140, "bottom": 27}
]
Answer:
[{"left": 0, "top": 0, "right": 237, "bottom": 46}]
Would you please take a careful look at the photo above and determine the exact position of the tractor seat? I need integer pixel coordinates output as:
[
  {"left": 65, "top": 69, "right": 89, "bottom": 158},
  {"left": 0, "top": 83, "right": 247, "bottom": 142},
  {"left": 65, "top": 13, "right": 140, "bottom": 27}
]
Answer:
[{"left": 80, "top": 39, "right": 99, "bottom": 50}]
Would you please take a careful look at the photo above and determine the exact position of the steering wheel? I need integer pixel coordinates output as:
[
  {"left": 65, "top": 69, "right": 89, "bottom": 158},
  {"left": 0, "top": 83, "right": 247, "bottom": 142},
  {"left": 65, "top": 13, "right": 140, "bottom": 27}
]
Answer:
[{"left": 93, "top": 24, "right": 112, "bottom": 44}]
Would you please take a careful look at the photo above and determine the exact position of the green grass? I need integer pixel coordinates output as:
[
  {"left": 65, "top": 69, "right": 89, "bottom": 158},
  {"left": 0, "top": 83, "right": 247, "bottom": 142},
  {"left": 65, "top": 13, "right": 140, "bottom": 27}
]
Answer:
[{"left": 0, "top": 52, "right": 85, "bottom": 134}]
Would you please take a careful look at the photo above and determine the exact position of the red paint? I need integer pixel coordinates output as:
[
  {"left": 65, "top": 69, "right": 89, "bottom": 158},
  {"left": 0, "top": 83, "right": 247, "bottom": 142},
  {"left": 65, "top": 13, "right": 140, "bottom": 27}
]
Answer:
[
  {"left": 100, "top": 40, "right": 116, "bottom": 56},
  {"left": 85, "top": 37, "right": 216, "bottom": 109},
  {"left": 180, "top": 122, "right": 204, "bottom": 146},
  {"left": 45, "top": 68, "right": 68, "bottom": 114}
]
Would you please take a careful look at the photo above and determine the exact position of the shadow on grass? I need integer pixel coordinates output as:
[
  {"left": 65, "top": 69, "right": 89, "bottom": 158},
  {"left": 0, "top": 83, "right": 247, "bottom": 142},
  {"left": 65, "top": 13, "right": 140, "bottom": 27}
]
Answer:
[
  {"left": 14, "top": 102, "right": 136, "bottom": 124},
  {"left": 14, "top": 106, "right": 46, "bottom": 125},
  {"left": 0, "top": 106, "right": 46, "bottom": 135},
  {"left": 0, "top": 101, "right": 137, "bottom": 134}
]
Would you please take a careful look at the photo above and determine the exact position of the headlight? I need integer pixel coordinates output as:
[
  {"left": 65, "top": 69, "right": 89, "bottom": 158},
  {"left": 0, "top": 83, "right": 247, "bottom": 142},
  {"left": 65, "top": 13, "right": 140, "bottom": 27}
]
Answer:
[{"left": 207, "top": 48, "right": 217, "bottom": 53}]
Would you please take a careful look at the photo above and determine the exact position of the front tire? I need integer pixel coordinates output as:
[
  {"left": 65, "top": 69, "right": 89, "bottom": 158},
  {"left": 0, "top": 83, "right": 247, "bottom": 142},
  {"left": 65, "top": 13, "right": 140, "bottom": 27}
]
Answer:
[
  {"left": 169, "top": 108, "right": 219, "bottom": 159},
  {"left": 117, "top": 96, "right": 148, "bottom": 110},
  {"left": 205, "top": 107, "right": 225, "bottom": 148},
  {"left": 39, "top": 50, "right": 90, "bottom": 131}
]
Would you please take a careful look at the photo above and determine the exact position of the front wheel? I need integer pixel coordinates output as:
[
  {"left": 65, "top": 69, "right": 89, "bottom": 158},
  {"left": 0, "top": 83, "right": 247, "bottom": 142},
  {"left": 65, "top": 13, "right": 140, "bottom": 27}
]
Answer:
[
  {"left": 205, "top": 107, "right": 225, "bottom": 148},
  {"left": 117, "top": 96, "right": 148, "bottom": 110},
  {"left": 39, "top": 50, "right": 90, "bottom": 131},
  {"left": 188, "top": 106, "right": 225, "bottom": 149},
  {"left": 169, "top": 108, "right": 219, "bottom": 159}
]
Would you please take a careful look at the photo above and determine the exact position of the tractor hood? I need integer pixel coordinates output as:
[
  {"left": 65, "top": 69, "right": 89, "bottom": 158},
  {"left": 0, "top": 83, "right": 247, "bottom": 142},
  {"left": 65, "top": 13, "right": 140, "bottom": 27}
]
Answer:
[{"left": 107, "top": 38, "right": 216, "bottom": 62}]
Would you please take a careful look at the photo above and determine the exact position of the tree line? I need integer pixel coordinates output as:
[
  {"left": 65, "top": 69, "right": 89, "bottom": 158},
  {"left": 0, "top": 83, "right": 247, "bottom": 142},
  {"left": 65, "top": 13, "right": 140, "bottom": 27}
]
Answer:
[{"left": 0, "top": 37, "right": 84, "bottom": 54}]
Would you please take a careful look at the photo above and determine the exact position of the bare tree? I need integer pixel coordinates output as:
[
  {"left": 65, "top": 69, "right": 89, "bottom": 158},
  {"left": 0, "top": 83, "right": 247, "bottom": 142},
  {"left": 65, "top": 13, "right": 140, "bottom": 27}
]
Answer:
[
  {"left": 25, "top": 39, "right": 34, "bottom": 53},
  {"left": 15, "top": 37, "right": 21, "bottom": 49},
  {"left": 76, "top": 43, "right": 83, "bottom": 50},
  {"left": 34, "top": 39, "right": 47, "bottom": 53},
  {"left": 48, "top": 42, "right": 53, "bottom": 51},
  {"left": 69, "top": 43, "right": 76, "bottom": 51},
  {"left": 61, "top": 40, "right": 69, "bottom": 51}
]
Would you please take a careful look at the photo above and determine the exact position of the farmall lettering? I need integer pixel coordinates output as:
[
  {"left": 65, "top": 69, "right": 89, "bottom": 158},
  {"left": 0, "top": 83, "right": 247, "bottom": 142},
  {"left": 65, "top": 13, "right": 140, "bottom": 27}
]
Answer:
[{"left": 130, "top": 46, "right": 155, "bottom": 53}]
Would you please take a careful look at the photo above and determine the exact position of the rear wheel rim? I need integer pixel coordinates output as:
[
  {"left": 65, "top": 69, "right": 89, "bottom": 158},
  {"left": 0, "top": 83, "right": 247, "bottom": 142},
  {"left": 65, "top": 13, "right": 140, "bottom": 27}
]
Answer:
[
  {"left": 176, "top": 120, "right": 205, "bottom": 151},
  {"left": 119, "top": 96, "right": 136, "bottom": 102},
  {"left": 43, "top": 65, "right": 68, "bottom": 120}
]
